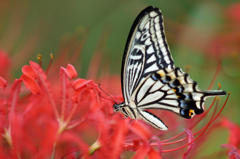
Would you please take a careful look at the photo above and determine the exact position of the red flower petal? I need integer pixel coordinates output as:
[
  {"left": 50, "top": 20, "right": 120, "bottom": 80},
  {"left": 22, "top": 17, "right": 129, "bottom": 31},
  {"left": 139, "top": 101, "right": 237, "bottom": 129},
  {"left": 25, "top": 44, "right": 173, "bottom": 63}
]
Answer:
[
  {"left": 59, "top": 132, "right": 89, "bottom": 157},
  {"left": 148, "top": 147, "right": 162, "bottom": 159},
  {"left": 132, "top": 140, "right": 149, "bottom": 159},
  {"left": 72, "top": 78, "right": 86, "bottom": 91},
  {"left": 22, "top": 65, "right": 38, "bottom": 79},
  {"left": 60, "top": 64, "right": 77, "bottom": 80},
  {"left": 221, "top": 117, "right": 240, "bottom": 148},
  {"left": 109, "top": 119, "right": 128, "bottom": 157},
  {"left": 71, "top": 78, "right": 101, "bottom": 104},
  {"left": 226, "top": 2, "right": 240, "bottom": 22},
  {"left": 221, "top": 144, "right": 240, "bottom": 159},
  {"left": 8, "top": 79, "right": 22, "bottom": 119},
  {"left": 0, "top": 49, "right": 11, "bottom": 76},
  {"left": 129, "top": 121, "right": 152, "bottom": 140},
  {"left": 0, "top": 76, "right": 7, "bottom": 90},
  {"left": 21, "top": 74, "right": 41, "bottom": 94},
  {"left": 183, "top": 129, "right": 195, "bottom": 159}
]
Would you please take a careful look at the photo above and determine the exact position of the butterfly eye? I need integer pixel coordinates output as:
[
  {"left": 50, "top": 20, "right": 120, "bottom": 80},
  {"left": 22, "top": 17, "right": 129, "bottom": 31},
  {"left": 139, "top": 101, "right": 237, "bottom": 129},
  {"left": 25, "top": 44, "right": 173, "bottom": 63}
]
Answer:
[
  {"left": 113, "top": 104, "right": 119, "bottom": 110},
  {"left": 151, "top": 73, "right": 161, "bottom": 81}
]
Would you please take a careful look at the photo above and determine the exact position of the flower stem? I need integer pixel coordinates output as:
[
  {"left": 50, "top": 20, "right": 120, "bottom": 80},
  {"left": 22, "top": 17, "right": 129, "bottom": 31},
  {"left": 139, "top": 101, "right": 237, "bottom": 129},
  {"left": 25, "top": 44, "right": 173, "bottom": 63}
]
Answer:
[
  {"left": 51, "top": 142, "right": 56, "bottom": 159},
  {"left": 89, "top": 140, "right": 101, "bottom": 155}
]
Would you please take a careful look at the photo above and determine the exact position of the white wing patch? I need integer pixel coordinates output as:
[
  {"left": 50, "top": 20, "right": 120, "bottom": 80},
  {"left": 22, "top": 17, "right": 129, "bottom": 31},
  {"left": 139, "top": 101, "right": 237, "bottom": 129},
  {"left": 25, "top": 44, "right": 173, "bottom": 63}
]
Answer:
[
  {"left": 138, "top": 91, "right": 164, "bottom": 106},
  {"left": 147, "top": 45, "right": 155, "bottom": 54},
  {"left": 149, "top": 80, "right": 164, "bottom": 93},
  {"left": 144, "top": 63, "right": 159, "bottom": 74},
  {"left": 136, "top": 77, "right": 155, "bottom": 102},
  {"left": 139, "top": 110, "right": 168, "bottom": 130},
  {"left": 139, "top": 103, "right": 179, "bottom": 114},
  {"left": 146, "top": 55, "right": 157, "bottom": 63}
]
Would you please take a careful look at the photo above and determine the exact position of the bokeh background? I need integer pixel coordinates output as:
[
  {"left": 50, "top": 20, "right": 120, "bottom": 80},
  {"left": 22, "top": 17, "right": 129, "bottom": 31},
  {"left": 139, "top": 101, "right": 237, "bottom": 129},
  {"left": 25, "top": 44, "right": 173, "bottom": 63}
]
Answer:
[{"left": 0, "top": 0, "right": 239, "bottom": 157}]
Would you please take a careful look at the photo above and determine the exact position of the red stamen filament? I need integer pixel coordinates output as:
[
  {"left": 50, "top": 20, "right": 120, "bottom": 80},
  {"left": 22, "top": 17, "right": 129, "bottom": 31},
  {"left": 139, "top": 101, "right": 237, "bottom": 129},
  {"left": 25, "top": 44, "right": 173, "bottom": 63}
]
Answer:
[
  {"left": 161, "top": 97, "right": 217, "bottom": 143},
  {"left": 46, "top": 53, "right": 53, "bottom": 74},
  {"left": 161, "top": 83, "right": 223, "bottom": 143},
  {"left": 37, "top": 54, "right": 42, "bottom": 67},
  {"left": 37, "top": 68, "right": 60, "bottom": 119},
  {"left": 161, "top": 98, "right": 219, "bottom": 146},
  {"left": 60, "top": 72, "right": 67, "bottom": 122},
  {"left": 208, "top": 61, "right": 221, "bottom": 90},
  {"left": 160, "top": 92, "right": 230, "bottom": 153}
]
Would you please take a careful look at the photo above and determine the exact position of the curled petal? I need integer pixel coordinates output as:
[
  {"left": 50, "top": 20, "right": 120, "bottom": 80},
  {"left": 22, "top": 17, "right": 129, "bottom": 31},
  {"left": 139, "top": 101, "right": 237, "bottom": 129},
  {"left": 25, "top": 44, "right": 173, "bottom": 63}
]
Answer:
[
  {"left": 60, "top": 64, "right": 77, "bottom": 80},
  {"left": 221, "top": 144, "right": 240, "bottom": 159},
  {"left": 21, "top": 74, "right": 41, "bottom": 94},
  {"left": 151, "top": 136, "right": 162, "bottom": 155},
  {"left": 72, "top": 79, "right": 101, "bottom": 103},
  {"left": 72, "top": 78, "right": 89, "bottom": 90},
  {"left": 221, "top": 117, "right": 240, "bottom": 147},
  {"left": 183, "top": 129, "right": 195, "bottom": 159},
  {"left": 0, "top": 76, "right": 7, "bottom": 90},
  {"left": 22, "top": 65, "right": 38, "bottom": 79}
]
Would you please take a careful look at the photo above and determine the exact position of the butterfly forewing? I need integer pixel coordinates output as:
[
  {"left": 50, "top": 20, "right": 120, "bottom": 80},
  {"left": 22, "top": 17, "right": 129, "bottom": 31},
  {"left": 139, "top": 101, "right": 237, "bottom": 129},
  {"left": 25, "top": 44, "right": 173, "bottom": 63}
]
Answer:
[{"left": 122, "top": 6, "right": 174, "bottom": 104}]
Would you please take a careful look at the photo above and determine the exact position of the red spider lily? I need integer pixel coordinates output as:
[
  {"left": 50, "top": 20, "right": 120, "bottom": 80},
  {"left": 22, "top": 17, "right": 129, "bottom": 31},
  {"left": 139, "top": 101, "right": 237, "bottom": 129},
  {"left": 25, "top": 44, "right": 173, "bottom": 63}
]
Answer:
[
  {"left": 225, "top": 2, "right": 240, "bottom": 22},
  {"left": 221, "top": 118, "right": 240, "bottom": 159},
  {"left": 205, "top": 2, "right": 240, "bottom": 59},
  {"left": 0, "top": 49, "right": 232, "bottom": 159},
  {"left": 0, "top": 1, "right": 238, "bottom": 158}
]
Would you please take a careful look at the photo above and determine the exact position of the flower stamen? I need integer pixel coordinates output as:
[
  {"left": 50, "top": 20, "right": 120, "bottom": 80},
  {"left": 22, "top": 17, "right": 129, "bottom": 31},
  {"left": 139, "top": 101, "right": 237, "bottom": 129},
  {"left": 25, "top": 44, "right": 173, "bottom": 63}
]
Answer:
[
  {"left": 46, "top": 53, "right": 53, "bottom": 74},
  {"left": 37, "top": 54, "right": 42, "bottom": 67}
]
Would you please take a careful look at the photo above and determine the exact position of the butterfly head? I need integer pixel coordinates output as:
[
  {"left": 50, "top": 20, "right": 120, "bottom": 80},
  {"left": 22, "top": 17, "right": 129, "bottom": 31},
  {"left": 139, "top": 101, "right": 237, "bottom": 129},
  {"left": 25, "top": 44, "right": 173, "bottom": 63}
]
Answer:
[
  {"left": 113, "top": 103, "right": 120, "bottom": 112},
  {"left": 113, "top": 103, "right": 126, "bottom": 112}
]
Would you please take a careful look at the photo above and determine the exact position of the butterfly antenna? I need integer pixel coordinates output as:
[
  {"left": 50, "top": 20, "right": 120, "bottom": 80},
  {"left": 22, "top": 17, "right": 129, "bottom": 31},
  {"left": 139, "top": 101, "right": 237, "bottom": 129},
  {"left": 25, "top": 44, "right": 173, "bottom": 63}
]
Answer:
[
  {"left": 98, "top": 84, "right": 117, "bottom": 103},
  {"left": 113, "top": 111, "right": 118, "bottom": 116}
]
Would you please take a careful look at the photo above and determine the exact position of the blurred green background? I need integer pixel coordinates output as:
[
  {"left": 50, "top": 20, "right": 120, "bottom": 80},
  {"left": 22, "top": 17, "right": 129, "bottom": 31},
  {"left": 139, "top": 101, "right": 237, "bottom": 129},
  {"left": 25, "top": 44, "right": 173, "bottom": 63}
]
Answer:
[{"left": 0, "top": 0, "right": 239, "bottom": 130}]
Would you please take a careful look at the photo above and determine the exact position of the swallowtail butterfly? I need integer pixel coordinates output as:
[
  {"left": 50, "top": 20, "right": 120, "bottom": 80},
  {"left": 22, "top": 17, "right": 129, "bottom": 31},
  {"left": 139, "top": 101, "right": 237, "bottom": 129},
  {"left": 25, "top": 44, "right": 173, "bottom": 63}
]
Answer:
[{"left": 113, "top": 6, "right": 226, "bottom": 130}]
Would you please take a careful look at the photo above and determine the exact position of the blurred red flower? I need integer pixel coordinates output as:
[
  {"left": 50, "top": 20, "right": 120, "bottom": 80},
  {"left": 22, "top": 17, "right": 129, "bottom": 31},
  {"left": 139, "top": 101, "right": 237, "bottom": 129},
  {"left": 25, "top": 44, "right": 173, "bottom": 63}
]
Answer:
[
  {"left": 221, "top": 118, "right": 240, "bottom": 159},
  {"left": 0, "top": 46, "right": 233, "bottom": 158},
  {"left": 0, "top": 2, "right": 237, "bottom": 158},
  {"left": 205, "top": 2, "right": 240, "bottom": 59}
]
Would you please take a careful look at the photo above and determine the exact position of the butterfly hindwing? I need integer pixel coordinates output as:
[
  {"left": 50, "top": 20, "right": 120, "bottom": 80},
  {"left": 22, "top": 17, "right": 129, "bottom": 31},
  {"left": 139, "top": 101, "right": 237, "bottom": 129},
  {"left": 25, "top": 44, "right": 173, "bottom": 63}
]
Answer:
[
  {"left": 131, "top": 67, "right": 226, "bottom": 120},
  {"left": 122, "top": 6, "right": 174, "bottom": 104},
  {"left": 139, "top": 110, "right": 168, "bottom": 130}
]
